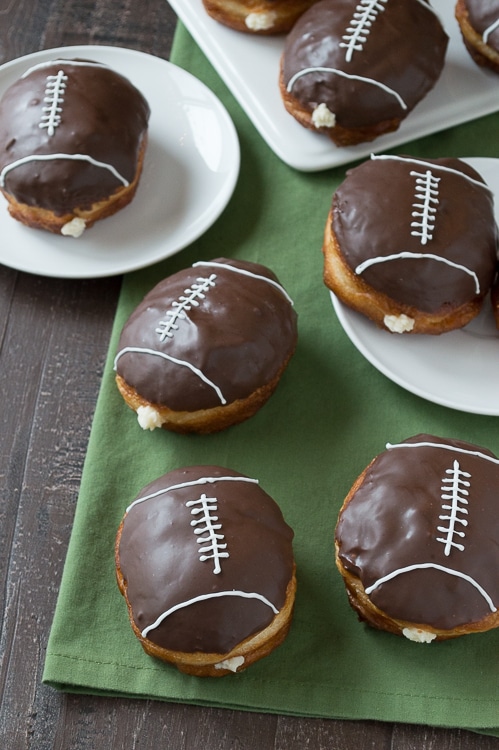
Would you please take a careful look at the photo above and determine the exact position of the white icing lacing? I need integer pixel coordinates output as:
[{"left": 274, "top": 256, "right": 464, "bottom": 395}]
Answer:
[
  {"left": 126, "top": 475, "right": 259, "bottom": 513},
  {"left": 187, "top": 492, "right": 229, "bottom": 575},
  {"left": 355, "top": 252, "right": 480, "bottom": 295},
  {"left": 286, "top": 67, "right": 407, "bottom": 111},
  {"left": 141, "top": 590, "right": 279, "bottom": 639},
  {"left": 364, "top": 563, "right": 496, "bottom": 613},
  {"left": 40, "top": 70, "right": 67, "bottom": 136},
  {"left": 410, "top": 169, "right": 440, "bottom": 245},
  {"left": 483, "top": 18, "right": 499, "bottom": 44},
  {"left": 340, "top": 0, "right": 388, "bottom": 62},
  {"left": 0, "top": 153, "right": 129, "bottom": 188},
  {"left": 113, "top": 346, "right": 227, "bottom": 405},
  {"left": 155, "top": 274, "right": 217, "bottom": 342},
  {"left": 192, "top": 260, "right": 294, "bottom": 305},
  {"left": 436, "top": 459, "right": 469, "bottom": 557}
]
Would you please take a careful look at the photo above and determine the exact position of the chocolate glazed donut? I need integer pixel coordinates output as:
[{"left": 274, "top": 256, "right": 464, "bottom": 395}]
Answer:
[
  {"left": 323, "top": 154, "right": 498, "bottom": 334},
  {"left": 114, "top": 257, "right": 298, "bottom": 433},
  {"left": 335, "top": 435, "right": 499, "bottom": 642},
  {"left": 279, "top": 0, "right": 448, "bottom": 146},
  {"left": 0, "top": 58, "right": 150, "bottom": 235},
  {"left": 116, "top": 465, "right": 296, "bottom": 675}
]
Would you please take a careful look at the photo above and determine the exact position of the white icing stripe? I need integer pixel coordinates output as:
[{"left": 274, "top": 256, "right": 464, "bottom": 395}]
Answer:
[
  {"left": 192, "top": 261, "right": 294, "bottom": 305},
  {"left": 386, "top": 441, "right": 499, "bottom": 466},
  {"left": 286, "top": 67, "right": 407, "bottom": 111},
  {"left": 113, "top": 346, "right": 226, "bottom": 405},
  {"left": 355, "top": 251, "right": 481, "bottom": 294},
  {"left": 141, "top": 590, "right": 279, "bottom": 638},
  {"left": 483, "top": 18, "right": 499, "bottom": 44},
  {"left": 20, "top": 59, "right": 110, "bottom": 78},
  {"left": 371, "top": 154, "right": 492, "bottom": 192},
  {"left": 364, "top": 563, "right": 497, "bottom": 613},
  {"left": 0, "top": 153, "right": 129, "bottom": 188},
  {"left": 126, "top": 475, "right": 259, "bottom": 513}
]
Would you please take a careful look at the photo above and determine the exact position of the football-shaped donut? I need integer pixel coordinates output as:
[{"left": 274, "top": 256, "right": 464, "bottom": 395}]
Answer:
[
  {"left": 323, "top": 154, "right": 498, "bottom": 334},
  {"left": 115, "top": 465, "right": 296, "bottom": 675},
  {"left": 279, "top": 0, "right": 448, "bottom": 146},
  {"left": 114, "top": 257, "right": 298, "bottom": 434},
  {"left": 0, "top": 58, "right": 150, "bottom": 236},
  {"left": 335, "top": 434, "right": 499, "bottom": 642}
]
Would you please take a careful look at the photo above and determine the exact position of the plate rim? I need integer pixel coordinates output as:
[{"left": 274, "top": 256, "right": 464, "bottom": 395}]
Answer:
[{"left": 0, "top": 44, "right": 241, "bottom": 279}]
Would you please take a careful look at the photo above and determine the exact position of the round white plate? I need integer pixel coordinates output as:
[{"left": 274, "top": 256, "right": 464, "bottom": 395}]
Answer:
[
  {"left": 331, "top": 157, "right": 499, "bottom": 416},
  {"left": 0, "top": 45, "right": 240, "bottom": 278}
]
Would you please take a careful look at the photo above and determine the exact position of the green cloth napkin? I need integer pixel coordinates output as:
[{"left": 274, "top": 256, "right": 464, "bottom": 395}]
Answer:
[{"left": 43, "top": 22, "right": 499, "bottom": 734}]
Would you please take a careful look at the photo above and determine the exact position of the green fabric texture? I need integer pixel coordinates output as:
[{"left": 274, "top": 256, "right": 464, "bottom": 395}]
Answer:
[{"left": 43, "top": 23, "right": 499, "bottom": 733}]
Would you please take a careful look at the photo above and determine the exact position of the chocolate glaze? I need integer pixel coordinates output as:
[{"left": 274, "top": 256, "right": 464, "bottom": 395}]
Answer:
[
  {"left": 117, "top": 466, "right": 295, "bottom": 654},
  {"left": 336, "top": 435, "right": 499, "bottom": 630},
  {"left": 114, "top": 258, "right": 298, "bottom": 411},
  {"left": 0, "top": 59, "right": 150, "bottom": 214},
  {"left": 282, "top": 0, "right": 448, "bottom": 129},
  {"left": 464, "top": 0, "right": 499, "bottom": 49},
  {"left": 332, "top": 155, "right": 498, "bottom": 312}
]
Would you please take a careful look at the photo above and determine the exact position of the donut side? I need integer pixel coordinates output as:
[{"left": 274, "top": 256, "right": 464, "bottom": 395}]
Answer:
[
  {"left": 455, "top": 0, "right": 499, "bottom": 73},
  {"left": 115, "top": 350, "right": 294, "bottom": 434},
  {"left": 116, "top": 530, "right": 296, "bottom": 676},
  {"left": 322, "top": 206, "right": 485, "bottom": 335},
  {"left": 278, "top": 60, "right": 400, "bottom": 147},
  {"left": 1, "top": 134, "right": 147, "bottom": 236},
  {"left": 201, "top": 0, "right": 317, "bottom": 34}
]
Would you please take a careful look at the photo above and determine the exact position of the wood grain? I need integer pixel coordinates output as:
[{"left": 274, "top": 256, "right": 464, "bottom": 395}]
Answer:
[{"left": 0, "top": 2, "right": 497, "bottom": 748}]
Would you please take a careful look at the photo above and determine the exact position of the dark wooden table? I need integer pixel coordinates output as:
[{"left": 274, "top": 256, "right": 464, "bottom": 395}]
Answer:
[{"left": 1, "top": 1, "right": 498, "bottom": 747}]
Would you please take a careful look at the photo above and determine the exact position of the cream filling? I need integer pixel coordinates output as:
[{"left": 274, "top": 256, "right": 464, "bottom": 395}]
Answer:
[
  {"left": 214, "top": 656, "right": 245, "bottom": 672},
  {"left": 312, "top": 103, "right": 336, "bottom": 128},
  {"left": 245, "top": 11, "right": 277, "bottom": 30},
  {"left": 402, "top": 627, "right": 437, "bottom": 643},
  {"left": 136, "top": 405, "right": 163, "bottom": 431},
  {"left": 60, "top": 217, "right": 86, "bottom": 237},
  {"left": 383, "top": 313, "right": 414, "bottom": 333}
]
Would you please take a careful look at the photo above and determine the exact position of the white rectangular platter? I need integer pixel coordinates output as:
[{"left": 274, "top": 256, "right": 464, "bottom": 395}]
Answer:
[{"left": 167, "top": 0, "right": 499, "bottom": 171}]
